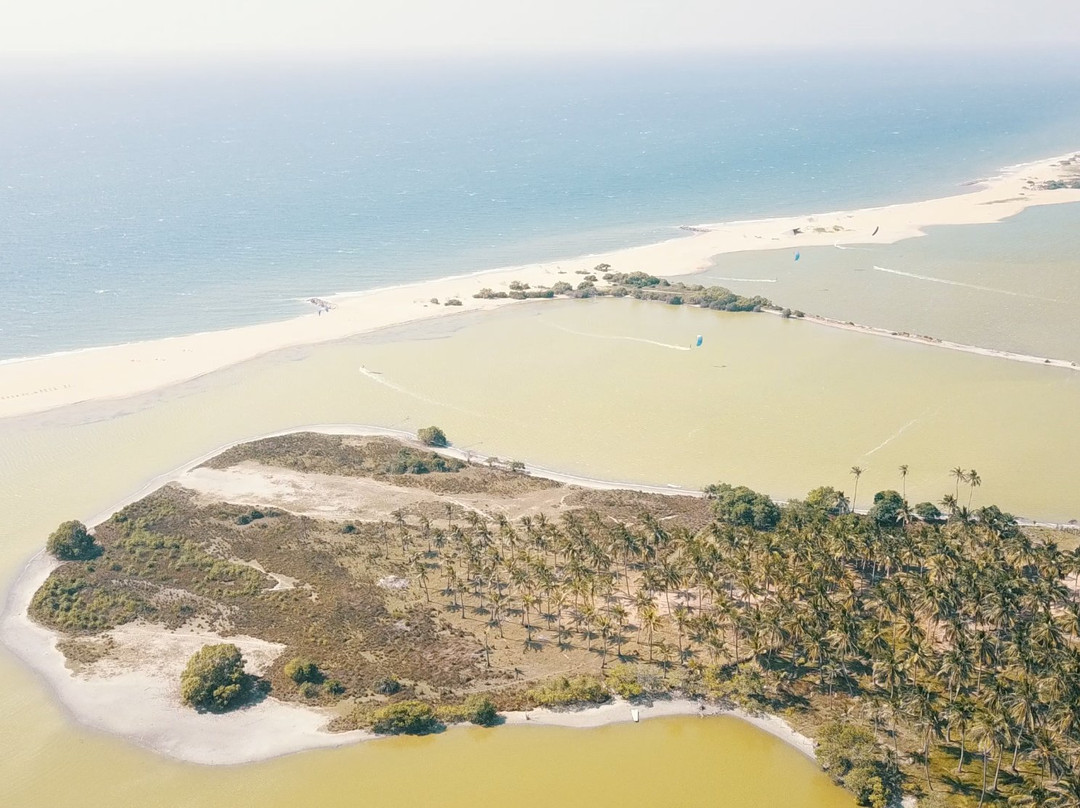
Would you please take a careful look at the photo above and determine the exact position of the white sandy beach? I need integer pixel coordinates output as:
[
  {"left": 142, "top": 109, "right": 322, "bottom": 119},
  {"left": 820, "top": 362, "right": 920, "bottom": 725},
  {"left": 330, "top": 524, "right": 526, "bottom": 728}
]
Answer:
[
  {"left": 1, "top": 152, "right": 1078, "bottom": 421},
  {"left": 0, "top": 424, "right": 817, "bottom": 766}
]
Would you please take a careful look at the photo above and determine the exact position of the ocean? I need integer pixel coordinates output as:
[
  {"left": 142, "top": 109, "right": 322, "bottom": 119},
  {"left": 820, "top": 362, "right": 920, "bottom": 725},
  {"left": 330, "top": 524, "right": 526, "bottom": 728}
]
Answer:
[{"left": 2, "top": 50, "right": 1080, "bottom": 360}]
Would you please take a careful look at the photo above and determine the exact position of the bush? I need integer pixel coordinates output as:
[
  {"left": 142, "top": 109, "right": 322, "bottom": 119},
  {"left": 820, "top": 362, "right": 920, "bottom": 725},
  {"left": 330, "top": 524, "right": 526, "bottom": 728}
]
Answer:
[
  {"left": 180, "top": 644, "right": 252, "bottom": 711},
  {"left": 284, "top": 656, "right": 322, "bottom": 685},
  {"left": 606, "top": 665, "right": 645, "bottom": 699},
  {"left": 526, "top": 675, "right": 609, "bottom": 707},
  {"left": 704, "top": 662, "right": 772, "bottom": 707},
  {"left": 704, "top": 483, "right": 781, "bottom": 530},
  {"left": 375, "top": 676, "right": 401, "bottom": 695},
  {"left": 46, "top": 520, "right": 99, "bottom": 561},
  {"left": 914, "top": 501, "right": 942, "bottom": 521},
  {"left": 551, "top": 281, "right": 573, "bottom": 295},
  {"left": 438, "top": 694, "right": 499, "bottom": 726},
  {"left": 371, "top": 701, "right": 442, "bottom": 735},
  {"left": 417, "top": 426, "right": 448, "bottom": 448},
  {"left": 867, "top": 490, "right": 904, "bottom": 526},
  {"left": 817, "top": 721, "right": 900, "bottom": 808},
  {"left": 325, "top": 679, "right": 345, "bottom": 696},
  {"left": 805, "top": 486, "right": 846, "bottom": 515}
]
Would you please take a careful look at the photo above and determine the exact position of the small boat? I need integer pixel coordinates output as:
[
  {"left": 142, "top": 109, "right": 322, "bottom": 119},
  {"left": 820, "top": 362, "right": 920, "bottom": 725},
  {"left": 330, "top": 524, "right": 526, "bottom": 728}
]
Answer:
[{"left": 631, "top": 709, "right": 640, "bottom": 723}]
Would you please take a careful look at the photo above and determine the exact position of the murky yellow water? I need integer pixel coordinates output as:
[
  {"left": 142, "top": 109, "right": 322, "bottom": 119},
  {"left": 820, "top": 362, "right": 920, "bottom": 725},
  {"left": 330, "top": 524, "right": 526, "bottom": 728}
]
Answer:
[{"left": 2, "top": 294, "right": 1078, "bottom": 806}]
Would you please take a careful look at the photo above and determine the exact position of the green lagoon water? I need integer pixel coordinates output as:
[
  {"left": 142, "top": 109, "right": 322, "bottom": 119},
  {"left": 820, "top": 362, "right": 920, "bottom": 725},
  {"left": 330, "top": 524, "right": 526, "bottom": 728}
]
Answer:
[
  {"left": 685, "top": 202, "right": 1080, "bottom": 363},
  {"left": 3, "top": 291, "right": 1080, "bottom": 807}
]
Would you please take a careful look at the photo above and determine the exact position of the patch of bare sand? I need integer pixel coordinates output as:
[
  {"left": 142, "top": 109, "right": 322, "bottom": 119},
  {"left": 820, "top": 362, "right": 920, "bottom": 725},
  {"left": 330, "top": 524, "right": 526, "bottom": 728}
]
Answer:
[
  {"left": 178, "top": 461, "right": 573, "bottom": 523},
  {"left": 0, "top": 552, "right": 367, "bottom": 765}
]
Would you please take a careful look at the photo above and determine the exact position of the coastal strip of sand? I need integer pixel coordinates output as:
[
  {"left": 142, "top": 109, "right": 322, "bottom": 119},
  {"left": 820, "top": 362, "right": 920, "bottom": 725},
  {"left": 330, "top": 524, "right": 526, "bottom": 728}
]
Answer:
[
  {"left": 0, "top": 425, "right": 819, "bottom": 766},
  {"left": 1, "top": 152, "right": 1078, "bottom": 421}
]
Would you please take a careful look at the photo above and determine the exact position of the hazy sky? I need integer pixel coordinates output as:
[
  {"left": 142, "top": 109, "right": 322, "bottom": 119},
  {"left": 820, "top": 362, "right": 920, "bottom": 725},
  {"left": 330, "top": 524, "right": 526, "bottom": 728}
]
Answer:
[{"left": 3, "top": 0, "right": 1080, "bottom": 56}]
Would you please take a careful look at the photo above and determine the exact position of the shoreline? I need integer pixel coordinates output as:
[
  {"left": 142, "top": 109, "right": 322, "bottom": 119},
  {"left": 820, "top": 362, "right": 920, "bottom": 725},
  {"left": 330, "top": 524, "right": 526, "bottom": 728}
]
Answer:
[
  {"left": 2, "top": 424, "right": 1073, "bottom": 767},
  {"left": 1, "top": 150, "right": 1078, "bottom": 420}
]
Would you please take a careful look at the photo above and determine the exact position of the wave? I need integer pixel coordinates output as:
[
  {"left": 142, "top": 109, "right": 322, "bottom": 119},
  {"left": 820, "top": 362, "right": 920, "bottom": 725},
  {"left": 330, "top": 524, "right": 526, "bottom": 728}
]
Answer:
[
  {"left": 549, "top": 324, "right": 692, "bottom": 351},
  {"left": 709, "top": 277, "right": 778, "bottom": 283}
]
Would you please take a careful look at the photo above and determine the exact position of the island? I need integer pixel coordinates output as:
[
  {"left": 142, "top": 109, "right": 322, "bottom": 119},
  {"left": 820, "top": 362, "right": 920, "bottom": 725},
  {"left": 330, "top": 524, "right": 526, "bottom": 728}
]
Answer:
[{"left": 14, "top": 430, "right": 1080, "bottom": 808}]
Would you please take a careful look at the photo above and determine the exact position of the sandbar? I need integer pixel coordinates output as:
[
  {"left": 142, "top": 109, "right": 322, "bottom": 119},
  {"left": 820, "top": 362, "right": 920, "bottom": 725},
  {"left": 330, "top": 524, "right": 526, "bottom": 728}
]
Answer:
[{"left": 1, "top": 152, "right": 1078, "bottom": 421}]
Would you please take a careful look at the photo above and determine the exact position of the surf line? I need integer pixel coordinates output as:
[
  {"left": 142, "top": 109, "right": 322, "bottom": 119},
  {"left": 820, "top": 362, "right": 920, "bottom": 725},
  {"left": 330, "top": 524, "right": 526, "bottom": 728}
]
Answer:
[
  {"left": 358, "top": 366, "right": 484, "bottom": 418},
  {"left": 708, "top": 277, "right": 778, "bottom": 283},
  {"left": 872, "top": 266, "right": 1066, "bottom": 304},
  {"left": 864, "top": 415, "right": 925, "bottom": 457},
  {"left": 548, "top": 324, "right": 692, "bottom": 351}
]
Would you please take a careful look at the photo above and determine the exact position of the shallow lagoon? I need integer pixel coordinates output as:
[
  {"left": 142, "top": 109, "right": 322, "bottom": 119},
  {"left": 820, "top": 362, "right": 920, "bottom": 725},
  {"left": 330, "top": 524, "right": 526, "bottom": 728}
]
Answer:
[
  {"left": 2, "top": 294, "right": 1078, "bottom": 807},
  {"left": 686, "top": 202, "right": 1080, "bottom": 362}
]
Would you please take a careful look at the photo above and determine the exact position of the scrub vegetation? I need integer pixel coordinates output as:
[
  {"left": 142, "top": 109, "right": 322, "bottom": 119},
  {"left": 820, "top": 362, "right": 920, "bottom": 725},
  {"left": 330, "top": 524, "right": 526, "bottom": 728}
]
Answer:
[{"left": 29, "top": 433, "right": 1080, "bottom": 806}]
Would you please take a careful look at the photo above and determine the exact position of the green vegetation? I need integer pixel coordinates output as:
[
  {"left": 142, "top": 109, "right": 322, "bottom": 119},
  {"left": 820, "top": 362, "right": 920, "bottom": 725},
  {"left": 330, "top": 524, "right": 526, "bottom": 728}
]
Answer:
[
  {"left": 370, "top": 700, "right": 442, "bottom": 735},
  {"left": 818, "top": 722, "right": 901, "bottom": 808},
  {"left": 179, "top": 644, "right": 252, "bottom": 712},
  {"left": 704, "top": 483, "right": 780, "bottom": 530},
  {"left": 438, "top": 694, "right": 500, "bottom": 726},
  {"left": 525, "top": 675, "right": 610, "bottom": 707},
  {"left": 417, "top": 426, "right": 448, "bottom": 448},
  {"left": 32, "top": 433, "right": 1080, "bottom": 806},
  {"left": 46, "top": 520, "right": 99, "bottom": 561},
  {"left": 284, "top": 657, "right": 322, "bottom": 684}
]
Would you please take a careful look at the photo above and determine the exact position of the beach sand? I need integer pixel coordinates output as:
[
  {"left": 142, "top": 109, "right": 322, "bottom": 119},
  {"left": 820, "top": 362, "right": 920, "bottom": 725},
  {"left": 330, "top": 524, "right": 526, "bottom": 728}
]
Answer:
[{"left": 1, "top": 151, "right": 1078, "bottom": 421}]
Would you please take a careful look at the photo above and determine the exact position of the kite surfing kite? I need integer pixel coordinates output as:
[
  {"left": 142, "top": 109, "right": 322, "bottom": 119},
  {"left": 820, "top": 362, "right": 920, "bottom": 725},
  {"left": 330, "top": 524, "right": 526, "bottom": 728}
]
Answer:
[
  {"left": 872, "top": 226, "right": 880, "bottom": 236},
  {"left": 696, "top": 335, "right": 704, "bottom": 348}
]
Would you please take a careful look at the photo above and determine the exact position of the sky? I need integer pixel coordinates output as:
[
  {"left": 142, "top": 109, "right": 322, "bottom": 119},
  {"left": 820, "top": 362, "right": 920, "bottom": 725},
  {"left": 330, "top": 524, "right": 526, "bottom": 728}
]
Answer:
[{"left": 2, "top": 0, "right": 1080, "bottom": 56}]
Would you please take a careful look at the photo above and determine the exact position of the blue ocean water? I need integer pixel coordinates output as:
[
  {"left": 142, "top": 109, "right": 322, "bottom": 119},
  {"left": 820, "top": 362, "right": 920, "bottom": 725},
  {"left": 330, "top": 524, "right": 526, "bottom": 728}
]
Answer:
[{"left": 2, "top": 51, "right": 1080, "bottom": 360}]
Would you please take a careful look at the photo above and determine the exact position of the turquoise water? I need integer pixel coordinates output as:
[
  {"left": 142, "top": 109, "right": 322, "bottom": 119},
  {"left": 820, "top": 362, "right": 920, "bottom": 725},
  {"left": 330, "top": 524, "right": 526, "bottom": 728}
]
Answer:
[{"left": 2, "top": 51, "right": 1080, "bottom": 359}]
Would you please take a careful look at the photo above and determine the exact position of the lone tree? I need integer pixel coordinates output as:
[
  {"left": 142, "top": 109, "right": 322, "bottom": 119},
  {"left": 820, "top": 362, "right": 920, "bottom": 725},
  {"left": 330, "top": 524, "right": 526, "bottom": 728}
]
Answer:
[
  {"left": 283, "top": 657, "right": 322, "bottom": 685},
  {"left": 180, "top": 644, "right": 252, "bottom": 712},
  {"left": 46, "top": 520, "right": 99, "bottom": 561},
  {"left": 417, "top": 426, "right": 448, "bottom": 448}
]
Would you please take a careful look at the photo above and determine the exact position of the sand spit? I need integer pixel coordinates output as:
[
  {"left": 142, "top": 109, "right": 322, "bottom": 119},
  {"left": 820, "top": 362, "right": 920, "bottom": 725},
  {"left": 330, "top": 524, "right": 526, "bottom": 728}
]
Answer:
[
  {"left": 764, "top": 309, "right": 1080, "bottom": 372},
  {"left": 1, "top": 152, "right": 1079, "bottom": 420}
]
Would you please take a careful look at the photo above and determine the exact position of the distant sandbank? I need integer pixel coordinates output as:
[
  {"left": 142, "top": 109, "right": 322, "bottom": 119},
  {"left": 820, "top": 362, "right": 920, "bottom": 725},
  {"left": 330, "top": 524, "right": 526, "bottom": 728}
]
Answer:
[{"left": 1, "top": 151, "right": 1078, "bottom": 421}]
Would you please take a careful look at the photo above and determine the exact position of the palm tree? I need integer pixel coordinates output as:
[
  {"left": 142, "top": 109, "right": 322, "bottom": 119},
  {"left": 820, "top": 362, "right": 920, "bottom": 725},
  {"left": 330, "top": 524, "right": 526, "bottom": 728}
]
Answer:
[
  {"left": 950, "top": 466, "right": 968, "bottom": 500},
  {"left": 967, "top": 469, "right": 982, "bottom": 508},
  {"left": 850, "top": 466, "right": 864, "bottom": 510},
  {"left": 899, "top": 464, "right": 909, "bottom": 500}
]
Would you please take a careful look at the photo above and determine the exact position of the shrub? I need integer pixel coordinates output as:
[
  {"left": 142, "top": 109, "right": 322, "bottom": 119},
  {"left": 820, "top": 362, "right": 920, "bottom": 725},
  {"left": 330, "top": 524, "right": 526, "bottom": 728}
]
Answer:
[
  {"left": 417, "top": 426, "right": 448, "bottom": 448},
  {"left": 371, "top": 701, "right": 442, "bottom": 735},
  {"left": 551, "top": 281, "right": 573, "bottom": 295},
  {"left": 805, "top": 486, "right": 846, "bottom": 515},
  {"left": 284, "top": 656, "right": 322, "bottom": 684},
  {"left": 526, "top": 675, "right": 609, "bottom": 707},
  {"left": 817, "top": 721, "right": 901, "bottom": 808},
  {"left": 914, "top": 501, "right": 942, "bottom": 521},
  {"left": 444, "top": 298, "right": 462, "bottom": 306},
  {"left": 438, "top": 694, "right": 499, "bottom": 726},
  {"left": 704, "top": 483, "right": 781, "bottom": 530},
  {"left": 375, "top": 676, "right": 401, "bottom": 695},
  {"left": 180, "top": 644, "right": 252, "bottom": 711},
  {"left": 46, "top": 520, "right": 99, "bottom": 561},
  {"left": 325, "top": 679, "right": 345, "bottom": 696},
  {"left": 867, "top": 490, "right": 905, "bottom": 526},
  {"left": 606, "top": 664, "right": 645, "bottom": 699}
]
